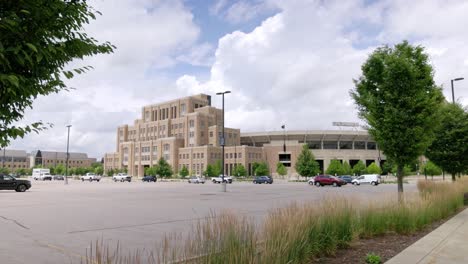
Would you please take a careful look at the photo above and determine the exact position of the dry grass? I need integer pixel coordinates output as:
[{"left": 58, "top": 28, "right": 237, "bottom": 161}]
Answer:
[{"left": 85, "top": 179, "right": 468, "bottom": 264}]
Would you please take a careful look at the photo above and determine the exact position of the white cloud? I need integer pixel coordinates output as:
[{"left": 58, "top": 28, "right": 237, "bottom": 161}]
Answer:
[
  {"left": 9, "top": 0, "right": 468, "bottom": 159},
  {"left": 9, "top": 0, "right": 201, "bottom": 158}
]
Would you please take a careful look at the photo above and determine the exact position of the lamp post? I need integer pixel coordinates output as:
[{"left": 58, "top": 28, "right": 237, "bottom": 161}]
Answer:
[
  {"left": 281, "top": 124, "right": 286, "bottom": 152},
  {"left": 451, "top": 77, "right": 464, "bottom": 103},
  {"left": 216, "top": 91, "right": 231, "bottom": 192},
  {"left": 2, "top": 148, "right": 5, "bottom": 169},
  {"left": 65, "top": 125, "right": 72, "bottom": 185}
]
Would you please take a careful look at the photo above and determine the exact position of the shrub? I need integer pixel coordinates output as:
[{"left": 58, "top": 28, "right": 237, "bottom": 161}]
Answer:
[{"left": 365, "top": 253, "right": 382, "bottom": 264}]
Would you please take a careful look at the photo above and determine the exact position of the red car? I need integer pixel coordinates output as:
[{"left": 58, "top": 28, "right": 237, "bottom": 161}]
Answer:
[{"left": 313, "top": 175, "right": 345, "bottom": 187}]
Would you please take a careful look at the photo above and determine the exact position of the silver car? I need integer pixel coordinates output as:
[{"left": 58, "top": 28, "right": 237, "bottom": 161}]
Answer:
[{"left": 188, "top": 176, "right": 205, "bottom": 184}]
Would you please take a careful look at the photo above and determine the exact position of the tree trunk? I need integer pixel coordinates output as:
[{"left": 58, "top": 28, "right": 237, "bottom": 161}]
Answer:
[
  {"left": 452, "top": 173, "right": 456, "bottom": 182},
  {"left": 397, "top": 164, "right": 404, "bottom": 203}
]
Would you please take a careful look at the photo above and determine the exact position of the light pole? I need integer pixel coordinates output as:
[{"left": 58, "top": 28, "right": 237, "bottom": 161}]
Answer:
[
  {"left": 281, "top": 124, "right": 286, "bottom": 152},
  {"left": 451, "top": 77, "right": 464, "bottom": 103},
  {"left": 216, "top": 91, "right": 230, "bottom": 192},
  {"left": 65, "top": 125, "right": 72, "bottom": 185},
  {"left": 2, "top": 148, "right": 5, "bottom": 169}
]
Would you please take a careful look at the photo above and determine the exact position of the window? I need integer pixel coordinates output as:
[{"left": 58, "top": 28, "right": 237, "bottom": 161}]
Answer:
[
  {"left": 201, "top": 153, "right": 204, "bottom": 159},
  {"left": 193, "top": 153, "right": 196, "bottom": 159},
  {"left": 201, "top": 131, "right": 204, "bottom": 137},
  {"left": 135, "top": 147, "right": 139, "bottom": 153},
  {"left": 307, "top": 141, "right": 321, "bottom": 149},
  {"left": 354, "top": 141, "right": 366, "bottom": 149},
  {"left": 152, "top": 146, "right": 157, "bottom": 152},
  {"left": 189, "top": 131, "right": 194, "bottom": 138},
  {"left": 339, "top": 141, "right": 353, "bottom": 149},
  {"left": 163, "top": 144, "right": 170, "bottom": 151},
  {"left": 163, "top": 154, "right": 170, "bottom": 160},
  {"left": 238, "top": 153, "right": 242, "bottom": 158},
  {"left": 210, "top": 131, "right": 213, "bottom": 137},
  {"left": 180, "top": 104, "right": 186, "bottom": 116},
  {"left": 189, "top": 120, "right": 195, "bottom": 128},
  {"left": 230, "top": 153, "right": 233, "bottom": 159},
  {"left": 197, "top": 153, "right": 200, "bottom": 159},
  {"left": 367, "top": 142, "right": 377, "bottom": 150},
  {"left": 323, "top": 141, "right": 338, "bottom": 149}
]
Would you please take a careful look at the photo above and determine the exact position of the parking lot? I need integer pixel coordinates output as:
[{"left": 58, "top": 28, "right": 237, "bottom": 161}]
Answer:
[{"left": 0, "top": 179, "right": 416, "bottom": 264}]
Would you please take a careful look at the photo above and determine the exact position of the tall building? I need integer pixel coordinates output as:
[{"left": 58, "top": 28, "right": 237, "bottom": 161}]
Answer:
[
  {"left": 104, "top": 94, "right": 385, "bottom": 177},
  {"left": 104, "top": 94, "right": 265, "bottom": 177}
]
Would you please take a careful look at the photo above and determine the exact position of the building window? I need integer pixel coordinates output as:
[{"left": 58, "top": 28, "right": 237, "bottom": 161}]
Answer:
[
  {"left": 189, "top": 120, "right": 195, "bottom": 128},
  {"left": 201, "top": 153, "right": 204, "bottom": 159},
  {"left": 197, "top": 153, "right": 200, "bottom": 159},
  {"left": 209, "top": 131, "right": 213, "bottom": 137},
  {"left": 163, "top": 144, "right": 170, "bottom": 151},
  {"left": 367, "top": 142, "right": 377, "bottom": 150},
  {"left": 238, "top": 153, "right": 242, "bottom": 158},
  {"left": 354, "top": 141, "right": 366, "bottom": 149}
]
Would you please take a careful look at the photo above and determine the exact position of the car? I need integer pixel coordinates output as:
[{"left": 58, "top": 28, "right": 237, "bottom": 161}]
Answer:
[
  {"left": 188, "top": 176, "right": 205, "bottom": 184},
  {"left": 211, "top": 175, "right": 233, "bottom": 184},
  {"left": 0, "top": 174, "right": 31, "bottom": 192},
  {"left": 253, "top": 176, "right": 273, "bottom": 184},
  {"left": 80, "top": 173, "right": 102, "bottom": 182},
  {"left": 53, "top": 175, "right": 65, "bottom": 180},
  {"left": 352, "top": 174, "right": 380, "bottom": 186},
  {"left": 313, "top": 175, "right": 345, "bottom": 187},
  {"left": 142, "top": 175, "right": 157, "bottom": 182},
  {"left": 308, "top": 178, "right": 315, "bottom": 185},
  {"left": 338, "top": 175, "right": 353, "bottom": 184},
  {"left": 41, "top": 173, "right": 52, "bottom": 181},
  {"left": 113, "top": 173, "right": 132, "bottom": 182}
]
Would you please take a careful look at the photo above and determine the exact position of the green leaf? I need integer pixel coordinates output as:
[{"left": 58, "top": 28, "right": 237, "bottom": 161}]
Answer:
[{"left": 25, "top": 43, "right": 38, "bottom": 53}]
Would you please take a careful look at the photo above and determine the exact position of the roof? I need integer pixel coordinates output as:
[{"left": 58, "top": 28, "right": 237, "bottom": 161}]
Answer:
[
  {"left": 0, "top": 149, "right": 28, "bottom": 158},
  {"left": 240, "top": 130, "right": 373, "bottom": 145},
  {"left": 31, "top": 150, "right": 90, "bottom": 160}
]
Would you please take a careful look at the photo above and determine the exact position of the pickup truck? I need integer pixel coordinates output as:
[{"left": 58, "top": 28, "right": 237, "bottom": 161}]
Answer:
[
  {"left": 113, "top": 173, "right": 132, "bottom": 182},
  {"left": 211, "top": 175, "right": 233, "bottom": 184},
  {"left": 0, "top": 174, "right": 31, "bottom": 192},
  {"left": 80, "top": 173, "right": 101, "bottom": 182}
]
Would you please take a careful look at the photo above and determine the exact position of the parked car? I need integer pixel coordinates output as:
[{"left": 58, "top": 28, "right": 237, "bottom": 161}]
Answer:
[
  {"left": 352, "top": 174, "right": 380, "bottom": 186},
  {"left": 113, "top": 173, "right": 132, "bottom": 182},
  {"left": 211, "top": 175, "right": 233, "bottom": 184},
  {"left": 188, "top": 176, "right": 205, "bottom": 184},
  {"left": 0, "top": 174, "right": 31, "bottom": 192},
  {"left": 41, "top": 173, "right": 52, "bottom": 181},
  {"left": 338, "top": 175, "right": 353, "bottom": 184},
  {"left": 142, "top": 175, "right": 157, "bottom": 182},
  {"left": 253, "top": 176, "right": 273, "bottom": 184},
  {"left": 80, "top": 173, "right": 102, "bottom": 182},
  {"left": 313, "top": 175, "right": 345, "bottom": 187},
  {"left": 53, "top": 175, "right": 64, "bottom": 180}
]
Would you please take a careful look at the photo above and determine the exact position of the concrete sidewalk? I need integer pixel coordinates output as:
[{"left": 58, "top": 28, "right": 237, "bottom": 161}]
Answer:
[{"left": 387, "top": 208, "right": 468, "bottom": 264}]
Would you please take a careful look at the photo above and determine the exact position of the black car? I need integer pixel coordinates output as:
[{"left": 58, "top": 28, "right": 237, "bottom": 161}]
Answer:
[
  {"left": 0, "top": 174, "right": 31, "bottom": 192},
  {"left": 142, "top": 175, "right": 157, "bottom": 182},
  {"left": 53, "top": 175, "right": 65, "bottom": 180},
  {"left": 253, "top": 176, "right": 273, "bottom": 184},
  {"left": 338, "top": 175, "right": 353, "bottom": 184}
]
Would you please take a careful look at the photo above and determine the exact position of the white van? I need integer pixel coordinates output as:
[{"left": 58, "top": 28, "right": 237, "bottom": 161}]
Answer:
[
  {"left": 32, "top": 168, "right": 51, "bottom": 180},
  {"left": 352, "top": 174, "right": 380, "bottom": 186}
]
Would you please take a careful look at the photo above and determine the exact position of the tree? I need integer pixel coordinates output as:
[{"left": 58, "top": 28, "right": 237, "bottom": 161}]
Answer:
[
  {"left": 155, "top": 158, "right": 173, "bottom": 178},
  {"left": 68, "top": 167, "right": 76, "bottom": 176},
  {"left": 366, "top": 162, "right": 382, "bottom": 175},
  {"left": 254, "top": 162, "right": 270, "bottom": 176},
  {"left": 276, "top": 162, "right": 287, "bottom": 177},
  {"left": 204, "top": 164, "right": 217, "bottom": 177},
  {"left": 16, "top": 168, "right": 27, "bottom": 176},
  {"left": 48, "top": 166, "right": 55, "bottom": 175},
  {"left": 295, "top": 144, "right": 320, "bottom": 177},
  {"left": 342, "top": 161, "right": 352, "bottom": 175},
  {"left": 214, "top": 160, "right": 222, "bottom": 176},
  {"left": 382, "top": 161, "right": 393, "bottom": 175},
  {"left": 351, "top": 41, "right": 444, "bottom": 198},
  {"left": 426, "top": 103, "right": 468, "bottom": 181},
  {"left": 352, "top": 160, "right": 367, "bottom": 176},
  {"left": 0, "top": 167, "right": 10, "bottom": 174},
  {"left": 107, "top": 168, "right": 115, "bottom": 177},
  {"left": 422, "top": 161, "right": 442, "bottom": 178},
  {"left": 179, "top": 165, "right": 189, "bottom": 178},
  {"left": 55, "top": 164, "right": 65, "bottom": 175},
  {"left": 0, "top": 0, "right": 114, "bottom": 147},
  {"left": 326, "top": 159, "right": 344, "bottom": 176},
  {"left": 94, "top": 165, "right": 103, "bottom": 175},
  {"left": 232, "top": 164, "right": 247, "bottom": 177}
]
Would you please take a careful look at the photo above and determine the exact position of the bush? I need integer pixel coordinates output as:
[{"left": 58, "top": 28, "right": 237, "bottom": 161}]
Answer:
[{"left": 366, "top": 253, "right": 382, "bottom": 264}]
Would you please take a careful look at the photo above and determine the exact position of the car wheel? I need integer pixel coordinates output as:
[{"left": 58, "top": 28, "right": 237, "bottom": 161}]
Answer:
[
  {"left": 333, "top": 182, "right": 338, "bottom": 187},
  {"left": 121, "top": 179, "right": 124, "bottom": 182},
  {"left": 89, "top": 178, "right": 93, "bottom": 182},
  {"left": 81, "top": 178, "right": 84, "bottom": 182},
  {"left": 371, "top": 181, "right": 376, "bottom": 186},
  {"left": 97, "top": 180, "right": 100, "bottom": 182},
  {"left": 352, "top": 182, "right": 357, "bottom": 185},
  {"left": 308, "top": 181, "right": 314, "bottom": 185},
  {"left": 113, "top": 179, "right": 117, "bottom": 182},
  {"left": 16, "top": 184, "right": 27, "bottom": 192},
  {"left": 315, "top": 181, "right": 321, "bottom": 187}
]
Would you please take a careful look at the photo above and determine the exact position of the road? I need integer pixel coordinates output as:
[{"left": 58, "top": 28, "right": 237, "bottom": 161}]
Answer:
[{"left": 0, "top": 179, "right": 416, "bottom": 264}]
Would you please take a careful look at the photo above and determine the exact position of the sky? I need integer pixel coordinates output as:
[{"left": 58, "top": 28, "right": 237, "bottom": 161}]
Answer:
[{"left": 9, "top": 0, "right": 468, "bottom": 159}]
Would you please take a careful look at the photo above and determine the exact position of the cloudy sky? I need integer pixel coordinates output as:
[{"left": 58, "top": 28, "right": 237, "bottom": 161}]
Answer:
[{"left": 9, "top": 0, "right": 468, "bottom": 159}]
